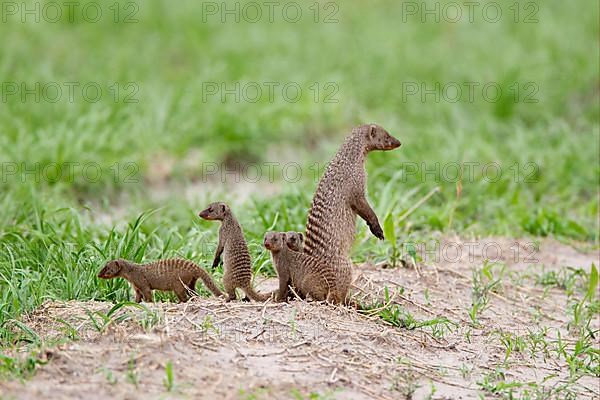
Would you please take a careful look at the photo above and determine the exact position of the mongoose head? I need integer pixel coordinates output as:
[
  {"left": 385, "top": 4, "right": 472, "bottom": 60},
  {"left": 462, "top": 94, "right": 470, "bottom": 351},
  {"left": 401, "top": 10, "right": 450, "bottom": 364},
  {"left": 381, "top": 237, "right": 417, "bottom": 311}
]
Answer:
[
  {"left": 263, "top": 231, "right": 287, "bottom": 252},
  {"left": 359, "top": 124, "right": 401, "bottom": 152},
  {"left": 285, "top": 231, "right": 304, "bottom": 252},
  {"left": 199, "top": 202, "right": 230, "bottom": 221},
  {"left": 97, "top": 259, "right": 127, "bottom": 279}
]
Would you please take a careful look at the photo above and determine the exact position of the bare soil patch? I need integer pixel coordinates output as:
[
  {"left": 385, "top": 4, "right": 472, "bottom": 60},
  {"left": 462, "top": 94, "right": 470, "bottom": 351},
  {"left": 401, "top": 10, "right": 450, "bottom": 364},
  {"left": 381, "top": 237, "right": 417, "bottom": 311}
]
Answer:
[{"left": 1, "top": 238, "right": 598, "bottom": 399}]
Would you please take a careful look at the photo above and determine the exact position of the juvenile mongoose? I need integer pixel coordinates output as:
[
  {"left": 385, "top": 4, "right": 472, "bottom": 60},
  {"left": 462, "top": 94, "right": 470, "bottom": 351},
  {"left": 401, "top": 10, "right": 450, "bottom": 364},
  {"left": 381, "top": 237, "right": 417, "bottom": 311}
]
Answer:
[
  {"left": 285, "top": 231, "right": 304, "bottom": 252},
  {"left": 97, "top": 258, "right": 224, "bottom": 303},
  {"left": 199, "top": 202, "right": 269, "bottom": 302},
  {"left": 264, "top": 231, "right": 340, "bottom": 303},
  {"left": 303, "top": 124, "right": 401, "bottom": 262}
]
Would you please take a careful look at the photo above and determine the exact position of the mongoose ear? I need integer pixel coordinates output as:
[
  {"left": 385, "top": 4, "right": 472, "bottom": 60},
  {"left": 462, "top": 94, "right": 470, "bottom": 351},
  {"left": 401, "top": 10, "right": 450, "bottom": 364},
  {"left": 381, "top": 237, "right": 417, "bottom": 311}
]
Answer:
[
  {"left": 369, "top": 124, "right": 377, "bottom": 138},
  {"left": 298, "top": 232, "right": 303, "bottom": 240},
  {"left": 221, "top": 204, "right": 226, "bottom": 213}
]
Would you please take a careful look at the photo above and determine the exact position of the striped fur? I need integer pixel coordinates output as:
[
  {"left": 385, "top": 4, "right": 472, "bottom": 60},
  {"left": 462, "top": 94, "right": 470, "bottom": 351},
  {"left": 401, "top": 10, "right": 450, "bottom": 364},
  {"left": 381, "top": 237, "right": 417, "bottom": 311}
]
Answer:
[
  {"left": 284, "top": 231, "right": 304, "bottom": 252},
  {"left": 285, "top": 231, "right": 352, "bottom": 304},
  {"left": 304, "top": 124, "right": 401, "bottom": 263},
  {"left": 302, "top": 124, "right": 400, "bottom": 306},
  {"left": 200, "top": 202, "right": 268, "bottom": 302},
  {"left": 97, "top": 258, "right": 223, "bottom": 303},
  {"left": 265, "top": 232, "right": 340, "bottom": 303}
]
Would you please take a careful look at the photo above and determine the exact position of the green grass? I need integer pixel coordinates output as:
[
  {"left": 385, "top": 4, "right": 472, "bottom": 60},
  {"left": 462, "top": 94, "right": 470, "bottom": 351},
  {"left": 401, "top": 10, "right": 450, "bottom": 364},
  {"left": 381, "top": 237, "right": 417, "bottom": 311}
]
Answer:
[{"left": 0, "top": 0, "right": 598, "bottom": 348}]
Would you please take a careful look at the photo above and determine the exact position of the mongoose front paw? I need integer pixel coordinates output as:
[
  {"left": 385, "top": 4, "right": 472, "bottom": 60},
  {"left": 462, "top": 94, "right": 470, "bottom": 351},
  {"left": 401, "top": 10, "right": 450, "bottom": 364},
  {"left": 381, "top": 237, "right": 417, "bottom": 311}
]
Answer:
[{"left": 370, "top": 223, "right": 385, "bottom": 240}]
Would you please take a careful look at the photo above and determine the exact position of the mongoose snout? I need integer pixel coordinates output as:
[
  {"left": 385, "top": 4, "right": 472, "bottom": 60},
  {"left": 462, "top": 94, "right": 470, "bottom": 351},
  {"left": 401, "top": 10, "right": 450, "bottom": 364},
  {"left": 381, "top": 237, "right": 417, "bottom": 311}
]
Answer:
[
  {"left": 199, "top": 202, "right": 229, "bottom": 221},
  {"left": 367, "top": 124, "right": 401, "bottom": 151},
  {"left": 385, "top": 136, "right": 401, "bottom": 150},
  {"left": 198, "top": 210, "right": 210, "bottom": 219},
  {"left": 97, "top": 259, "right": 123, "bottom": 278},
  {"left": 263, "top": 231, "right": 282, "bottom": 251}
]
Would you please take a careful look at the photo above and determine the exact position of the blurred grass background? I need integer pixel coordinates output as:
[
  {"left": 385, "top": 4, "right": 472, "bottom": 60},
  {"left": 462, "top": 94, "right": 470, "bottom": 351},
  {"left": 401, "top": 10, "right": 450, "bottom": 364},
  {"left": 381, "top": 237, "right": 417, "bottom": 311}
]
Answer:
[{"left": 0, "top": 0, "right": 598, "bottom": 327}]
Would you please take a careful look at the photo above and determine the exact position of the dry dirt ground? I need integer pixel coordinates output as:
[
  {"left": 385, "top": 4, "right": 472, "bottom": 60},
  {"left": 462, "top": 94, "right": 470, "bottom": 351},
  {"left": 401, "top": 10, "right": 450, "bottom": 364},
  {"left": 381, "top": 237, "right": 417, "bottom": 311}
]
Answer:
[{"left": 1, "top": 238, "right": 598, "bottom": 400}]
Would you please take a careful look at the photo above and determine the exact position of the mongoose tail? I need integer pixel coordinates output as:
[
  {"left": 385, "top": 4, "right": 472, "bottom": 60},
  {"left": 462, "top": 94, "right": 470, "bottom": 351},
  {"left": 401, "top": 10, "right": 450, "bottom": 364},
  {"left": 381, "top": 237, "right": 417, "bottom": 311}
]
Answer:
[
  {"left": 195, "top": 267, "right": 225, "bottom": 297},
  {"left": 242, "top": 285, "right": 270, "bottom": 302}
]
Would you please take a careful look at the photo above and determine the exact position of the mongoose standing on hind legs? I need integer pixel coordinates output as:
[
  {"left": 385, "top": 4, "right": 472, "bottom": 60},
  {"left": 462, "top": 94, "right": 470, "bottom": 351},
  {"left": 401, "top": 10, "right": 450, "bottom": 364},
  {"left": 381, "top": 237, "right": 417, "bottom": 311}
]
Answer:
[
  {"left": 97, "top": 258, "right": 224, "bottom": 303},
  {"left": 199, "top": 202, "right": 269, "bottom": 302},
  {"left": 304, "top": 123, "right": 401, "bottom": 262},
  {"left": 264, "top": 231, "right": 340, "bottom": 303}
]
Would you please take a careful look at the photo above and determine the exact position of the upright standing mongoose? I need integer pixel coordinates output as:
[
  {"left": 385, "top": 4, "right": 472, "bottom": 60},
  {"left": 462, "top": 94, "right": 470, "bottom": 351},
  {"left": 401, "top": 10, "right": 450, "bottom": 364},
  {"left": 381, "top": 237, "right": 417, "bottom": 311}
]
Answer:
[
  {"left": 264, "top": 231, "right": 340, "bottom": 303},
  {"left": 285, "top": 231, "right": 304, "bottom": 252},
  {"left": 303, "top": 124, "right": 401, "bottom": 262},
  {"left": 199, "top": 202, "right": 268, "bottom": 302},
  {"left": 97, "top": 258, "right": 224, "bottom": 303}
]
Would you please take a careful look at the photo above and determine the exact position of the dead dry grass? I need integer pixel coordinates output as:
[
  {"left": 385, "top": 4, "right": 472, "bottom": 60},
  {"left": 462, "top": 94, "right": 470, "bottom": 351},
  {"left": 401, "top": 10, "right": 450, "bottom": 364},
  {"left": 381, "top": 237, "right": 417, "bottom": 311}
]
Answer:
[{"left": 1, "top": 238, "right": 598, "bottom": 400}]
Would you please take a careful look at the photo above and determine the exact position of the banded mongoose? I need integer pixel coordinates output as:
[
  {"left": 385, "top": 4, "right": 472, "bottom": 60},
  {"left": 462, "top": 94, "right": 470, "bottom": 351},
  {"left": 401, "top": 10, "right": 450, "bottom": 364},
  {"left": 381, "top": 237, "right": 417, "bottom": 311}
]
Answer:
[
  {"left": 285, "top": 232, "right": 353, "bottom": 304},
  {"left": 285, "top": 231, "right": 304, "bottom": 252},
  {"left": 303, "top": 123, "right": 401, "bottom": 262},
  {"left": 97, "top": 258, "right": 224, "bottom": 303},
  {"left": 264, "top": 231, "right": 340, "bottom": 303},
  {"left": 199, "top": 202, "right": 269, "bottom": 302}
]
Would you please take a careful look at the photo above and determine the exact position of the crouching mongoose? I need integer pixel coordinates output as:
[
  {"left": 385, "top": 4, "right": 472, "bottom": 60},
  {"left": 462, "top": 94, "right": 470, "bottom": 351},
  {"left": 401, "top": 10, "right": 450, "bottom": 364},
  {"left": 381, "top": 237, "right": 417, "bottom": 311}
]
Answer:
[
  {"left": 284, "top": 232, "right": 353, "bottom": 305},
  {"left": 264, "top": 231, "right": 340, "bottom": 303},
  {"left": 97, "top": 258, "right": 224, "bottom": 303},
  {"left": 199, "top": 202, "right": 269, "bottom": 302}
]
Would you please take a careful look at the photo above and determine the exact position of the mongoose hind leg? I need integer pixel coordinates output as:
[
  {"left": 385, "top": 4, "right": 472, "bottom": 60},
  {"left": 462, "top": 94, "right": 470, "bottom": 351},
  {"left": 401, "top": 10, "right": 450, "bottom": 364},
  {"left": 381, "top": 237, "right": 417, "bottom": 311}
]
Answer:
[
  {"left": 140, "top": 287, "right": 153, "bottom": 302},
  {"left": 174, "top": 287, "right": 190, "bottom": 303},
  {"left": 326, "top": 290, "right": 342, "bottom": 305},
  {"left": 224, "top": 285, "right": 237, "bottom": 302},
  {"left": 188, "top": 277, "right": 198, "bottom": 291},
  {"left": 185, "top": 278, "right": 198, "bottom": 298},
  {"left": 223, "top": 273, "right": 238, "bottom": 301},
  {"left": 134, "top": 287, "right": 143, "bottom": 303}
]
